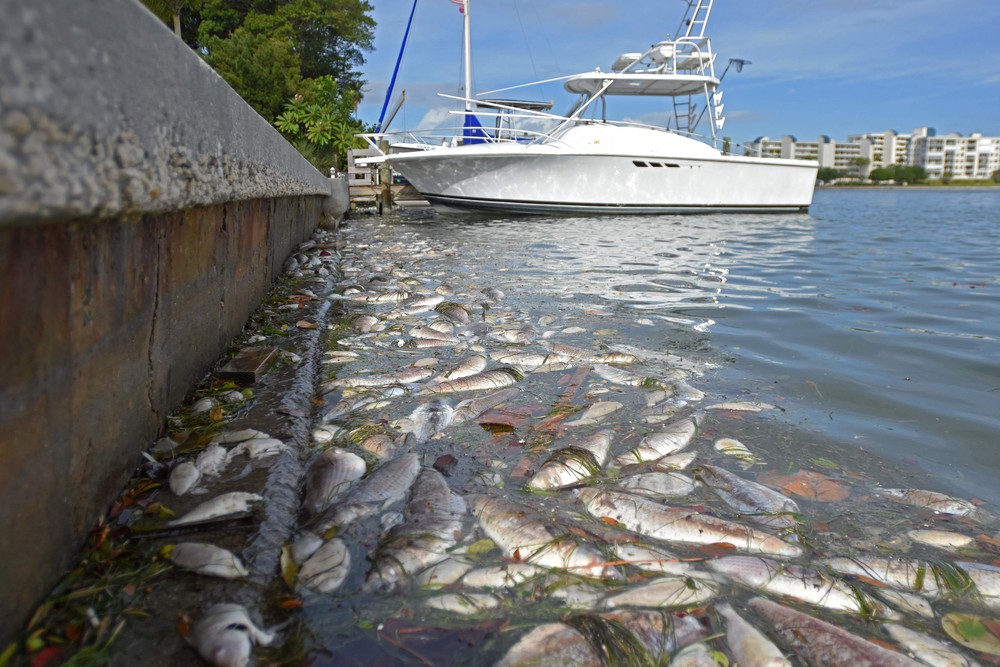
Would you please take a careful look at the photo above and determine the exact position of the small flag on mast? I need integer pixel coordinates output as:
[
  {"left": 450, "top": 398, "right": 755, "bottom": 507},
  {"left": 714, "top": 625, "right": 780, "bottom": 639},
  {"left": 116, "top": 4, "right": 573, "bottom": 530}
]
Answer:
[{"left": 449, "top": 0, "right": 465, "bottom": 13}]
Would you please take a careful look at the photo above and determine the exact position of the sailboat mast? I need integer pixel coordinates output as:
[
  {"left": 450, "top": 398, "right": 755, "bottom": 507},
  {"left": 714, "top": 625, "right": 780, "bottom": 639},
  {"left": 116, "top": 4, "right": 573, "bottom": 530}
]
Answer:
[{"left": 462, "top": 0, "right": 472, "bottom": 113}]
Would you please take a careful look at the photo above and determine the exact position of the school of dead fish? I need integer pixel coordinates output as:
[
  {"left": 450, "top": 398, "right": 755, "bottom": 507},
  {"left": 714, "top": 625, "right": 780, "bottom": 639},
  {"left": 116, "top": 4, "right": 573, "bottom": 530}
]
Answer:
[{"left": 148, "top": 224, "right": 1000, "bottom": 667}]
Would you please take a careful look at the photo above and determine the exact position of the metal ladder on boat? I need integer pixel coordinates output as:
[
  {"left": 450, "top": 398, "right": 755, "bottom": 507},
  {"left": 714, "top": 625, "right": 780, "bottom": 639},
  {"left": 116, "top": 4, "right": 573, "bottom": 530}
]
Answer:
[{"left": 672, "top": 0, "right": 716, "bottom": 136}]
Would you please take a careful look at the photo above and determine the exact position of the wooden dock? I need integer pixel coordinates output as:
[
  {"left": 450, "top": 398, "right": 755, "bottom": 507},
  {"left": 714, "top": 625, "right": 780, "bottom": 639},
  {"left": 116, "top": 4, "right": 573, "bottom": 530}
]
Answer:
[{"left": 347, "top": 148, "right": 428, "bottom": 211}]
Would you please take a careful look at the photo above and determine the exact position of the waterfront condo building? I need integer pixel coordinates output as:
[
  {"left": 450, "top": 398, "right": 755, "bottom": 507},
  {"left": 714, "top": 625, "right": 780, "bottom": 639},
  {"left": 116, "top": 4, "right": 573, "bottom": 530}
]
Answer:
[{"left": 746, "top": 128, "right": 1000, "bottom": 180}]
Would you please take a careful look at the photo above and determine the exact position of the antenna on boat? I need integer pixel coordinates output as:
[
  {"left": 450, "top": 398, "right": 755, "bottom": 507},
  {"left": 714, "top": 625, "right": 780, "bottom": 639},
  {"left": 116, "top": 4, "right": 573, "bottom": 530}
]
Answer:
[
  {"left": 719, "top": 57, "right": 752, "bottom": 81},
  {"left": 450, "top": 0, "right": 473, "bottom": 114}
]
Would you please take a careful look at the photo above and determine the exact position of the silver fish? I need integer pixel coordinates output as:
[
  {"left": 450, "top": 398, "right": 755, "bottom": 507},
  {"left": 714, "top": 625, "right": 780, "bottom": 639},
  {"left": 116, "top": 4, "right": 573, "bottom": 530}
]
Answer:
[
  {"left": 956, "top": 561, "right": 1000, "bottom": 607},
  {"left": 528, "top": 430, "right": 614, "bottom": 491},
  {"left": 600, "top": 575, "right": 717, "bottom": 610},
  {"left": 365, "top": 469, "right": 467, "bottom": 592},
  {"left": 562, "top": 402, "right": 623, "bottom": 427},
  {"left": 435, "top": 301, "right": 472, "bottom": 324},
  {"left": 713, "top": 438, "right": 761, "bottom": 466},
  {"left": 325, "top": 367, "right": 432, "bottom": 390},
  {"left": 461, "top": 563, "right": 547, "bottom": 589},
  {"left": 408, "top": 399, "right": 455, "bottom": 444},
  {"left": 670, "top": 643, "right": 718, "bottom": 667},
  {"left": 577, "top": 489, "right": 802, "bottom": 558},
  {"left": 425, "top": 592, "right": 502, "bottom": 615},
  {"left": 169, "top": 492, "right": 262, "bottom": 526},
  {"left": 491, "top": 350, "right": 570, "bottom": 371},
  {"left": 437, "top": 354, "right": 488, "bottom": 382},
  {"left": 303, "top": 449, "right": 367, "bottom": 515},
  {"left": 169, "top": 542, "right": 247, "bottom": 579},
  {"left": 229, "top": 437, "right": 286, "bottom": 461},
  {"left": 653, "top": 451, "right": 699, "bottom": 471},
  {"left": 298, "top": 538, "right": 351, "bottom": 593},
  {"left": 421, "top": 367, "right": 523, "bottom": 395},
  {"left": 615, "top": 417, "right": 697, "bottom": 465},
  {"left": 170, "top": 461, "right": 201, "bottom": 496},
  {"left": 612, "top": 542, "right": 693, "bottom": 576},
  {"left": 823, "top": 556, "right": 945, "bottom": 597},
  {"left": 748, "top": 597, "right": 921, "bottom": 666},
  {"left": 694, "top": 465, "right": 799, "bottom": 529},
  {"left": 883, "top": 622, "right": 979, "bottom": 667},
  {"left": 209, "top": 429, "right": 269, "bottom": 445},
  {"left": 471, "top": 495, "right": 618, "bottom": 579},
  {"left": 618, "top": 472, "right": 696, "bottom": 499},
  {"left": 876, "top": 488, "right": 979, "bottom": 517},
  {"left": 196, "top": 444, "right": 229, "bottom": 478},
  {"left": 187, "top": 603, "right": 275, "bottom": 667},
  {"left": 496, "top": 610, "right": 706, "bottom": 667},
  {"left": 415, "top": 557, "right": 474, "bottom": 588},
  {"left": 709, "top": 556, "right": 874, "bottom": 614},
  {"left": 589, "top": 352, "right": 641, "bottom": 365},
  {"left": 592, "top": 364, "right": 651, "bottom": 387},
  {"left": 400, "top": 294, "right": 445, "bottom": 314},
  {"left": 408, "top": 324, "right": 458, "bottom": 342},
  {"left": 353, "top": 315, "right": 380, "bottom": 333},
  {"left": 707, "top": 402, "right": 777, "bottom": 412},
  {"left": 907, "top": 530, "right": 975, "bottom": 551},
  {"left": 716, "top": 603, "right": 791, "bottom": 667},
  {"left": 348, "top": 290, "right": 413, "bottom": 304},
  {"left": 328, "top": 452, "right": 421, "bottom": 528}
]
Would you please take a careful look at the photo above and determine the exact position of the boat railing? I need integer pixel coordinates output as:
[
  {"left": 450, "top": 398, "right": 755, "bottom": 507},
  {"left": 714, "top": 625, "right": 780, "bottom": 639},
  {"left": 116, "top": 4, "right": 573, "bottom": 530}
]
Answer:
[{"left": 618, "top": 38, "right": 716, "bottom": 77}]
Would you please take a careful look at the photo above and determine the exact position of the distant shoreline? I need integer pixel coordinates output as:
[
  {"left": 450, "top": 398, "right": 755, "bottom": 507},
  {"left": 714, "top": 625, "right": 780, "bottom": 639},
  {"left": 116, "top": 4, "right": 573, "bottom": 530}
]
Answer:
[{"left": 817, "top": 184, "right": 999, "bottom": 191}]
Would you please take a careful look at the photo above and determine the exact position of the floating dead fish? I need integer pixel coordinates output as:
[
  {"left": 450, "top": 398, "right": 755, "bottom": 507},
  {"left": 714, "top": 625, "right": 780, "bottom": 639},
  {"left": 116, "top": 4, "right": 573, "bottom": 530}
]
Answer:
[
  {"left": 425, "top": 592, "right": 502, "bottom": 615},
  {"left": 577, "top": 489, "right": 802, "bottom": 558},
  {"left": 400, "top": 294, "right": 445, "bottom": 315},
  {"left": 489, "top": 325, "right": 536, "bottom": 345},
  {"left": 365, "top": 469, "right": 467, "bottom": 592},
  {"left": 670, "top": 643, "right": 718, "bottom": 667},
  {"left": 312, "top": 424, "right": 346, "bottom": 444},
  {"left": 615, "top": 417, "right": 697, "bottom": 466},
  {"left": 325, "top": 367, "right": 432, "bottom": 390},
  {"left": 590, "top": 352, "right": 641, "bottom": 365},
  {"left": 328, "top": 453, "right": 421, "bottom": 528},
  {"left": 713, "top": 438, "right": 761, "bottom": 467},
  {"left": 348, "top": 290, "right": 413, "bottom": 304},
  {"left": 303, "top": 449, "right": 367, "bottom": 515},
  {"left": 415, "top": 558, "right": 474, "bottom": 588},
  {"left": 653, "top": 451, "right": 699, "bottom": 471},
  {"left": 883, "top": 622, "right": 977, "bottom": 667},
  {"left": 611, "top": 542, "right": 693, "bottom": 576},
  {"left": 481, "top": 287, "right": 504, "bottom": 302},
  {"left": 618, "top": 472, "right": 696, "bottom": 499},
  {"left": 908, "top": 530, "right": 975, "bottom": 551},
  {"left": 170, "top": 461, "right": 201, "bottom": 496},
  {"left": 491, "top": 350, "right": 569, "bottom": 372},
  {"left": 409, "top": 325, "right": 459, "bottom": 343},
  {"left": 471, "top": 495, "right": 619, "bottom": 580},
  {"left": 874, "top": 588, "right": 935, "bottom": 619},
  {"left": 496, "top": 610, "right": 706, "bottom": 667},
  {"left": 461, "top": 563, "right": 547, "bottom": 589},
  {"left": 168, "top": 542, "right": 247, "bottom": 579},
  {"left": 876, "top": 488, "right": 979, "bottom": 517},
  {"left": 291, "top": 532, "right": 324, "bottom": 565},
  {"left": 822, "top": 556, "right": 953, "bottom": 597},
  {"left": 562, "top": 402, "right": 623, "bottom": 427},
  {"left": 592, "top": 364, "right": 651, "bottom": 387},
  {"left": 435, "top": 301, "right": 472, "bottom": 324},
  {"left": 707, "top": 401, "right": 778, "bottom": 412},
  {"left": 748, "top": 597, "right": 921, "bottom": 666},
  {"left": 358, "top": 433, "right": 396, "bottom": 459},
  {"left": 195, "top": 445, "right": 228, "bottom": 478},
  {"left": 210, "top": 429, "right": 269, "bottom": 445},
  {"left": 421, "top": 367, "right": 523, "bottom": 395},
  {"left": 528, "top": 430, "right": 614, "bottom": 491},
  {"left": 298, "top": 538, "right": 351, "bottom": 593},
  {"left": 169, "top": 492, "right": 263, "bottom": 526},
  {"left": 600, "top": 575, "right": 717, "bottom": 610},
  {"left": 955, "top": 561, "right": 1000, "bottom": 607},
  {"left": 709, "top": 556, "right": 877, "bottom": 614},
  {"left": 408, "top": 399, "right": 455, "bottom": 444},
  {"left": 437, "top": 354, "right": 488, "bottom": 382},
  {"left": 191, "top": 397, "right": 216, "bottom": 413},
  {"left": 716, "top": 603, "right": 791, "bottom": 667},
  {"left": 353, "top": 315, "right": 380, "bottom": 333},
  {"left": 187, "top": 603, "right": 275, "bottom": 667},
  {"left": 694, "top": 464, "right": 799, "bottom": 529},
  {"left": 229, "top": 437, "right": 286, "bottom": 461}
]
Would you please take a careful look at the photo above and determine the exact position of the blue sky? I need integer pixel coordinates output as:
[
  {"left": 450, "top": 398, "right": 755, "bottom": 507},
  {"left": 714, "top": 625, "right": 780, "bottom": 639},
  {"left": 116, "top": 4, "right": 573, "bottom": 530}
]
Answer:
[{"left": 355, "top": 0, "right": 1000, "bottom": 145}]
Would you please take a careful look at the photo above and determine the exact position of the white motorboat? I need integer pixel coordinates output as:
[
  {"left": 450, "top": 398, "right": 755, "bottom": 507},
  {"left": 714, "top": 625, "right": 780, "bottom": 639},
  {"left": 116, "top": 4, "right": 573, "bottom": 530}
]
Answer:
[{"left": 361, "top": 0, "right": 817, "bottom": 215}]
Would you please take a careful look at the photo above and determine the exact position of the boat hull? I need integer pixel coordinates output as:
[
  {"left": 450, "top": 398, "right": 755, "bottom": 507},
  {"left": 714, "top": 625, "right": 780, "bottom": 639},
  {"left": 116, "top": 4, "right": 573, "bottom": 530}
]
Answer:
[{"left": 387, "top": 148, "right": 817, "bottom": 215}]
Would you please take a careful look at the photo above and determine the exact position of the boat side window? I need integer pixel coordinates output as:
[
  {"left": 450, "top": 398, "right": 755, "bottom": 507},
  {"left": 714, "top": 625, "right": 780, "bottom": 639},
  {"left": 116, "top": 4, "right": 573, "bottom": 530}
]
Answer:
[
  {"left": 665, "top": 163, "right": 680, "bottom": 168},
  {"left": 649, "top": 162, "right": 664, "bottom": 167},
  {"left": 633, "top": 161, "right": 649, "bottom": 167}
]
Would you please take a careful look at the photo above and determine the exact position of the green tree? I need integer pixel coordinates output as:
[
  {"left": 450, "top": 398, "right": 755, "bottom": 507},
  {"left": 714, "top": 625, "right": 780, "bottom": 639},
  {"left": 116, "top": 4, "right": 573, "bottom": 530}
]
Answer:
[
  {"left": 992, "top": 169, "right": 1000, "bottom": 184},
  {"left": 142, "top": 0, "right": 201, "bottom": 38},
  {"left": 869, "top": 167, "right": 893, "bottom": 182},
  {"left": 816, "top": 167, "right": 842, "bottom": 183},
  {"left": 847, "top": 157, "right": 870, "bottom": 179},
  {"left": 890, "top": 165, "right": 927, "bottom": 185},
  {"left": 274, "top": 76, "right": 369, "bottom": 172}
]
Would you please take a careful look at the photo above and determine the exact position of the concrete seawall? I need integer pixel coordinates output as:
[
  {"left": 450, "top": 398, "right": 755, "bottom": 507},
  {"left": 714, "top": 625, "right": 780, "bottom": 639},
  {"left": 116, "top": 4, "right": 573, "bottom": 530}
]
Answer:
[{"left": 0, "top": 0, "right": 348, "bottom": 641}]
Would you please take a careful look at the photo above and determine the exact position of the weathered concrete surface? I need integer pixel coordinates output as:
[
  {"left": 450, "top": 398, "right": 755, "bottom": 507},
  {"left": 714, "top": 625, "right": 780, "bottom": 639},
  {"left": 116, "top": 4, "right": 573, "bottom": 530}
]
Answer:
[{"left": 0, "top": 0, "right": 349, "bottom": 643}]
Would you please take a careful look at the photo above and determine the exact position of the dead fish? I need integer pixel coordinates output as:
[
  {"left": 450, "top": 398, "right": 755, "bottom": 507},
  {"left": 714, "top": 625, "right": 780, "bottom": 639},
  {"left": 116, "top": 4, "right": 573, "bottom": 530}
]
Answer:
[
  {"left": 461, "top": 563, "right": 547, "bottom": 589},
  {"left": 169, "top": 492, "right": 262, "bottom": 526},
  {"left": 709, "top": 556, "right": 876, "bottom": 614},
  {"left": 408, "top": 399, "right": 455, "bottom": 444},
  {"left": 451, "top": 387, "right": 521, "bottom": 424},
  {"left": 670, "top": 643, "right": 718, "bottom": 667},
  {"left": 615, "top": 417, "right": 697, "bottom": 465},
  {"left": 707, "top": 401, "right": 778, "bottom": 412},
  {"left": 592, "top": 364, "right": 651, "bottom": 387},
  {"left": 481, "top": 287, "right": 504, "bottom": 302},
  {"left": 352, "top": 314, "right": 380, "bottom": 333},
  {"left": 822, "top": 556, "right": 946, "bottom": 597},
  {"left": 562, "top": 401, "right": 623, "bottom": 427},
  {"left": 876, "top": 488, "right": 979, "bottom": 517},
  {"left": 168, "top": 542, "right": 247, "bottom": 579},
  {"left": 694, "top": 465, "right": 800, "bottom": 529},
  {"left": 191, "top": 397, "right": 216, "bottom": 413},
  {"left": 908, "top": 530, "right": 975, "bottom": 551},
  {"left": 348, "top": 290, "right": 413, "bottom": 304},
  {"left": 618, "top": 472, "right": 696, "bottom": 499},
  {"left": 577, "top": 488, "right": 802, "bottom": 558},
  {"left": 365, "top": 469, "right": 467, "bottom": 592},
  {"left": 170, "top": 461, "right": 202, "bottom": 496},
  {"left": 496, "top": 610, "right": 706, "bottom": 667},
  {"left": 653, "top": 451, "right": 699, "bottom": 471},
  {"left": 312, "top": 424, "right": 346, "bottom": 444},
  {"left": 196, "top": 444, "right": 229, "bottom": 478},
  {"left": 400, "top": 294, "right": 445, "bottom": 315},
  {"left": 409, "top": 324, "right": 459, "bottom": 342},
  {"left": 748, "top": 597, "right": 921, "bottom": 666},
  {"left": 713, "top": 437, "right": 761, "bottom": 467},
  {"left": 601, "top": 575, "right": 717, "bottom": 610},
  {"left": 358, "top": 433, "right": 396, "bottom": 459},
  {"left": 435, "top": 301, "right": 472, "bottom": 324},
  {"left": 589, "top": 352, "right": 641, "bottom": 365},
  {"left": 421, "top": 367, "right": 523, "bottom": 395},
  {"left": 415, "top": 558, "right": 473, "bottom": 588},
  {"left": 528, "top": 430, "right": 614, "bottom": 491},
  {"left": 328, "top": 452, "right": 421, "bottom": 528},
  {"left": 874, "top": 589, "right": 935, "bottom": 619},
  {"left": 883, "top": 622, "right": 978, "bottom": 667},
  {"left": 298, "top": 538, "right": 351, "bottom": 593},
  {"left": 229, "top": 437, "right": 286, "bottom": 461},
  {"left": 716, "top": 603, "right": 791, "bottom": 667},
  {"left": 436, "top": 354, "right": 488, "bottom": 382},
  {"left": 956, "top": 561, "right": 1000, "bottom": 607},
  {"left": 491, "top": 350, "right": 571, "bottom": 371},
  {"left": 612, "top": 542, "right": 692, "bottom": 576},
  {"left": 290, "top": 531, "right": 324, "bottom": 564},
  {"left": 471, "top": 495, "right": 618, "bottom": 580},
  {"left": 187, "top": 603, "right": 275, "bottom": 667},
  {"left": 303, "top": 449, "right": 367, "bottom": 515},
  {"left": 210, "top": 429, "right": 269, "bottom": 445},
  {"left": 325, "top": 367, "right": 432, "bottom": 390}
]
